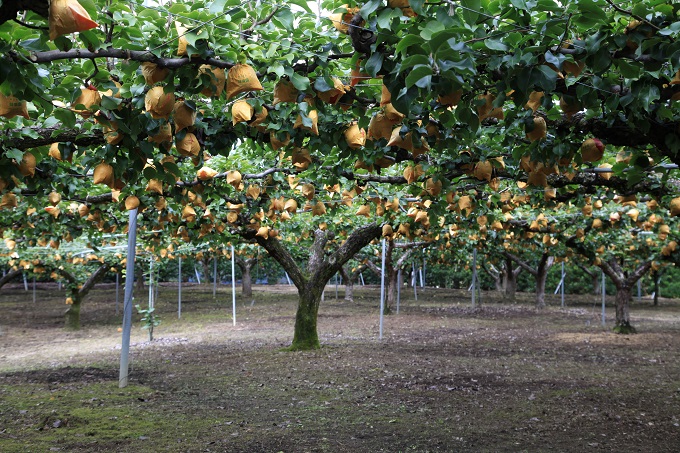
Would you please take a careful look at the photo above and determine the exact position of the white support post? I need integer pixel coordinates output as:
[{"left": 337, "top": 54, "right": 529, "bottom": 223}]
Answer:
[
  {"left": 360, "top": 272, "right": 365, "bottom": 286},
  {"left": 601, "top": 271, "right": 606, "bottom": 327},
  {"left": 231, "top": 245, "right": 236, "bottom": 326},
  {"left": 419, "top": 267, "right": 424, "bottom": 289},
  {"left": 194, "top": 266, "right": 201, "bottom": 284},
  {"left": 178, "top": 257, "right": 182, "bottom": 319},
  {"left": 285, "top": 272, "right": 292, "bottom": 286},
  {"left": 115, "top": 272, "right": 120, "bottom": 316},
  {"left": 148, "top": 258, "right": 154, "bottom": 310},
  {"left": 22, "top": 272, "right": 28, "bottom": 291},
  {"left": 471, "top": 249, "right": 477, "bottom": 308},
  {"left": 412, "top": 262, "right": 418, "bottom": 301},
  {"left": 561, "top": 262, "right": 565, "bottom": 308},
  {"left": 422, "top": 259, "right": 426, "bottom": 288},
  {"left": 379, "top": 239, "right": 386, "bottom": 340},
  {"left": 335, "top": 273, "right": 338, "bottom": 300},
  {"left": 396, "top": 268, "right": 401, "bottom": 314},
  {"left": 119, "top": 208, "right": 138, "bottom": 388},
  {"left": 212, "top": 257, "right": 218, "bottom": 298}
]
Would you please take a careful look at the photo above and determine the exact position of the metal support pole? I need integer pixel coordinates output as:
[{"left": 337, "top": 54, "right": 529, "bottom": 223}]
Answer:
[
  {"left": 115, "top": 272, "right": 120, "bottom": 316},
  {"left": 561, "top": 262, "right": 565, "bottom": 308},
  {"left": 178, "top": 257, "right": 182, "bottom": 319},
  {"left": 412, "top": 262, "right": 418, "bottom": 301},
  {"left": 32, "top": 276, "right": 36, "bottom": 304},
  {"left": 194, "top": 266, "right": 201, "bottom": 284},
  {"left": 231, "top": 245, "right": 236, "bottom": 326},
  {"left": 419, "top": 267, "right": 424, "bottom": 289},
  {"left": 396, "top": 268, "right": 401, "bottom": 314},
  {"left": 601, "top": 271, "right": 606, "bottom": 327},
  {"left": 472, "top": 249, "right": 477, "bottom": 308},
  {"left": 285, "top": 272, "right": 292, "bottom": 286},
  {"left": 379, "top": 239, "right": 386, "bottom": 340},
  {"left": 148, "top": 258, "right": 154, "bottom": 310},
  {"left": 360, "top": 272, "right": 365, "bottom": 286},
  {"left": 213, "top": 257, "right": 217, "bottom": 298},
  {"left": 22, "top": 272, "right": 28, "bottom": 291},
  {"left": 119, "top": 208, "right": 138, "bottom": 388},
  {"left": 335, "top": 273, "right": 338, "bottom": 300},
  {"left": 637, "top": 279, "right": 641, "bottom": 301},
  {"left": 423, "top": 259, "right": 426, "bottom": 288}
]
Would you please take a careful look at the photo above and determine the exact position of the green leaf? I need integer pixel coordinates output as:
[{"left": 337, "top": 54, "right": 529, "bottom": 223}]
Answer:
[
  {"left": 5, "top": 148, "right": 23, "bottom": 163},
  {"left": 273, "top": 9, "right": 295, "bottom": 31},
  {"left": 510, "top": 0, "right": 527, "bottom": 9},
  {"left": 461, "top": 0, "right": 481, "bottom": 24},
  {"left": 209, "top": 0, "right": 228, "bottom": 15},
  {"left": 365, "top": 52, "right": 384, "bottom": 78},
  {"left": 420, "top": 20, "right": 446, "bottom": 40},
  {"left": 617, "top": 60, "right": 641, "bottom": 80},
  {"left": 484, "top": 39, "right": 508, "bottom": 51},
  {"left": 400, "top": 54, "right": 430, "bottom": 71},
  {"left": 290, "top": 73, "right": 310, "bottom": 91},
  {"left": 100, "top": 95, "right": 122, "bottom": 110},
  {"left": 396, "top": 34, "right": 425, "bottom": 55},
  {"left": 405, "top": 65, "right": 433, "bottom": 89},
  {"left": 55, "top": 109, "right": 76, "bottom": 129},
  {"left": 360, "top": 0, "right": 382, "bottom": 18}
]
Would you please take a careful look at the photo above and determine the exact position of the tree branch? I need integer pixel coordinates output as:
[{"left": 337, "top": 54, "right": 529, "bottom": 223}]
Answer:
[{"left": 502, "top": 251, "right": 538, "bottom": 277}]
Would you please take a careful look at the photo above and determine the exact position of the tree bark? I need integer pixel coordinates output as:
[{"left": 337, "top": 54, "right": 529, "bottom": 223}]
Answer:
[
  {"left": 503, "top": 252, "right": 553, "bottom": 308},
  {"left": 64, "top": 293, "right": 83, "bottom": 331},
  {"left": 598, "top": 258, "right": 651, "bottom": 334},
  {"left": 338, "top": 266, "right": 354, "bottom": 302},
  {"left": 503, "top": 255, "right": 521, "bottom": 302},
  {"left": 135, "top": 265, "right": 146, "bottom": 291},
  {"left": 58, "top": 262, "right": 111, "bottom": 330},
  {"left": 0, "top": 268, "right": 22, "bottom": 289},
  {"left": 235, "top": 256, "right": 256, "bottom": 299},
  {"left": 244, "top": 222, "right": 381, "bottom": 350}
]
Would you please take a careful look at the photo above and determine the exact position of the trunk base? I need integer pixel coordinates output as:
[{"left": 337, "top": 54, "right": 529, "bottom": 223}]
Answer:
[{"left": 613, "top": 323, "right": 637, "bottom": 334}]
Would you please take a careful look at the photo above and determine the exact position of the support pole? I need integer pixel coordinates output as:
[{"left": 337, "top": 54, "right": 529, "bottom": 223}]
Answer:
[
  {"left": 637, "top": 279, "right": 641, "bottom": 301},
  {"left": 32, "top": 276, "right": 36, "bottom": 304},
  {"left": 419, "top": 267, "right": 424, "bottom": 289},
  {"left": 148, "top": 258, "right": 154, "bottom": 310},
  {"left": 379, "top": 238, "right": 386, "bottom": 339},
  {"left": 335, "top": 273, "right": 338, "bottom": 300},
  {"left": 194, "top": 266, "right": 201, "bottom": 284},
  {"left": 115, "top": 272, "right": 120, "bottom": 316},
  {"left": 285, "top": 272, "right": 292, "bottom": 286},
  {"left": 178, "top": 257, "right": 182, "bottom": 319},
  {"left": 412, "top": 262, "right": 418, "bottom": 301},
  {"left": 22, "top": 272, "right": 28, "bottom": 291},
  {"left": 601, "top": 271, "right": 606, "bottom": 327},
  {"left": 397, "top": 268, "right": 401, "bottom": 314},
  {"left": 231, "top": 245, "right": 236, "bottom": 326},
  {"left": 471, "top": 249, "right": 477, "bottom": 308},
  {"left": 360, "top": 272, "right": 365, "bottom": 286},
  {"left": 423, "top": 259, "right": 426, "bottom": 288},
  {"left": 119, "top": 208, "right": 138, "bottom": 388},
  {"left": 561, "top": 262, "right": 565, "bottom": 308},
  {"left": 213, "top": 257, "right": 218, "bottom": 299}
]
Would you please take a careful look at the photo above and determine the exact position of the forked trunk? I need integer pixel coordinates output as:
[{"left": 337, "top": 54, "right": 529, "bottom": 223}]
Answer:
[
  {"left": 291, "top": 285, "right": 323, "bottom": 351},
  {"left": 591, "top": 273, "right": 601, "bottom": 295},
  {"left": 385, "top": 270, "right": 398, "bottom": 314},
  {"left": 535, "top": 269, "right": 548, "bottom": 309},
  {"left": 613, "top": 286, "right": 635, "bottom": 334}
]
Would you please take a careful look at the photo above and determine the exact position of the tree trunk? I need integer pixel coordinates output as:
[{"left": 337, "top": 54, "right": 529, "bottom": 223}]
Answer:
[
  {"left": 242, "top": 264, "right": 253, "bottom": 298},
  {"left": 344, "top": 279, "right": 354, "bottom": 302},
  {"left": 653, "top": 271, "right": 660, "bottom": 307},
  {"left": 613, "top": 285, "right": 636, "bottom": 334},
  {"left": 503, "top": 256, "right": 519, "bottom": 303},
  {"left": 135, "top": 265, "right": 145, "bottom": 291},
  {"left": 591, "top": 273, "right": 601, "bottom": 295},
  {"left": 65, "top": 293, "right": 82, "bottom": 330},
  {"left": 385, "top": 269, "right": 398, "bottom": 314},
  {"left": 291, "top": 284, "right": 324, "bottom": 350},
  {"left": 0, "top": 268, "right": 22, "bottom": 289},
  {"left": 534, "top": 256, "right": 554, "bottom": 309}
]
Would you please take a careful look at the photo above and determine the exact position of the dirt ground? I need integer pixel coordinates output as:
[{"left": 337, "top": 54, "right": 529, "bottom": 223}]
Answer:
[{"left": 1, "top": 283, "right": 679, "bottom": 452}]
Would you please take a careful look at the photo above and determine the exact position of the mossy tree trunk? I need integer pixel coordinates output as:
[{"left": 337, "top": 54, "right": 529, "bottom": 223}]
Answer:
[
  {"left": 598, "top": 258, "right": 652, "bottom": 334},
  {"left": 503, "top": 255, "right": 522, "bottom": 303},
  {"left": 246, "top": 223, "right": 382, "bottom": 351},
  {"left": 577, "top": 263, "right": 601, "bottom": 295},
  {"left": 57, "top": 262, "right": 112, "bottom": 330},
  {"left": 504, "top": 251, "right": 554, "bottom": 308}
]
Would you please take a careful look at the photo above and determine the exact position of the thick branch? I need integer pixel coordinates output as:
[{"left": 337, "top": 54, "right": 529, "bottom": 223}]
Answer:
[
  {"left": 244, "top": 232, "right": 305, "bottom": 289},
  {"left": 308, "top": 229, "right": 331, "bottom": 275},
  {"left": 503, "top": 251, "right": 538, "bottom": 277},
  {"left": 79, "top": 262, "right": 111, "bottom": 297},
  {"left": 0, "top": 268, "right": 22, "bottom": 289},
  {"left": 1, "top": 127, "right": 105, "bottom": 151}
]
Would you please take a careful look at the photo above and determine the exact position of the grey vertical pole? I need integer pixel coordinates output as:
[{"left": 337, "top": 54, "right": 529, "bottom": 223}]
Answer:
[
  {"left": 335, "top": 273, "right": 338, "bottom": 300},
  {"left": 412, "top": 262, "right": 418, "bottom": 301},
  {"left": 419, "top": 267, "right": 424, "bottom": 288},
  {"left": 148, "top": 258, "right": 154, "bottom": 310},
  {"left": 360, "top": 272, "right": 365, "bottom": 286},
  {"left": 561, "top": 262, "right": 565, "bottom": 308},
  {"left": 397, "top": 268, "right": 401, "bottom": 314},
  {"left": 194, "top": 266, "right": 201, "bottom": 284},
  {"left": 32, "top": 276, "right": 36, "bottom": 304},
  {"left": 637, "top": 279, "right": 641, "bottom": 301},
  {"left": 115, "top": 272, "right": 120, "bottom": 316},
  {"left": 119, "top": 208, "right": 138, "bottom": 388},
  {"left": 379, "top": 239, "right": 386, "bottom": 339},
  {"left": 178, "top": 256, "right": 182, "bottom": 319},
  {"left": 22, "top": 272, "right": 28, "bottom": 291},
  {"left": 231, "top": 245, "right": 236, "bottom": 326},
  {"left": 601, "top": 271, "right": 606, "bottom": 327},
  {"left": 423, "top": 259, "right": 426, "bottom": 288},
  {"left": 472, "top": 249, "right": 477, "bottom": 308},
  {"left": 285, "top": 272, "right": 292, "bottom": 286},
  {"left": 213, "top": 257, "right": 218, "bottom": 298}
]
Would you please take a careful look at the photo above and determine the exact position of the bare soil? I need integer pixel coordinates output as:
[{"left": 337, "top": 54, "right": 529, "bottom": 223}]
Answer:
[{"left": 1, "top": 283, "right": 679, "bottom": 452}]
